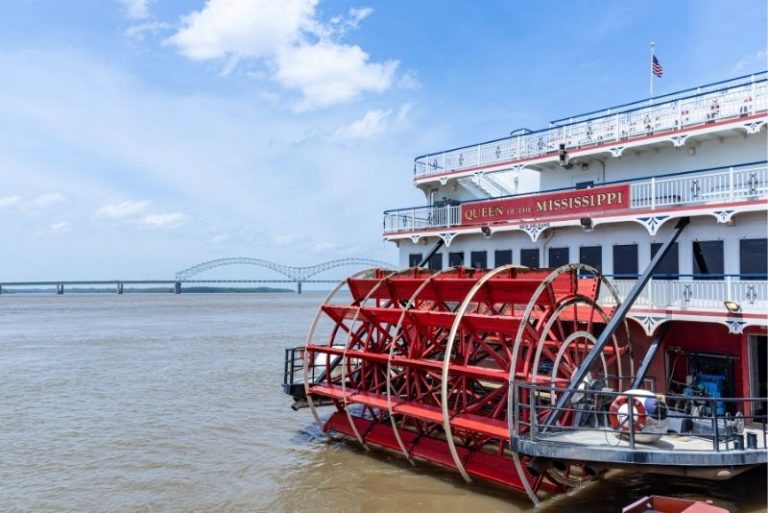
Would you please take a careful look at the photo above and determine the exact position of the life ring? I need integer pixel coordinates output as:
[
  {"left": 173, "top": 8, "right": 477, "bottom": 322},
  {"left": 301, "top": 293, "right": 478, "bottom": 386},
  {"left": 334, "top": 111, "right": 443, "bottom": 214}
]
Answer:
[{"left": 609, "top": 395, "right": 647, "bottom": 432}]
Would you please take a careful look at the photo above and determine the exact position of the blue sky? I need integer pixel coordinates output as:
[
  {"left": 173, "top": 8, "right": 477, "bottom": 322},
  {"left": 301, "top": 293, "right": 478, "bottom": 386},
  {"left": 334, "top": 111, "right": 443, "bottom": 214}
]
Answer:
[{"left": 0, "top": 0, "right": 765, "bottom": 280}]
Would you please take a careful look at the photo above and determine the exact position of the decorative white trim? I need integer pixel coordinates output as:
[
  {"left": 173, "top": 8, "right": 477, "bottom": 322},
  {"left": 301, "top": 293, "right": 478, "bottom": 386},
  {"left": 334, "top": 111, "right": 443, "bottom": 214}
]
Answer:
[
  {"left": 609, "top": 146, "right": 625, "bottom": 158},
  {"left": 409, "top": 235, "right": 421, "bottom": 244},
  {"left": 632, "top": 315, "right": 668, "bottom": 336},
  {"left": 744, "top": 284, "right": 760, "bottom": 305},
  {"left": 439, "top": 176, "right": 449, "bottom": 186},
  {"left": 670, "top": 134, "right": 689, "bottom": 147},
  {"left": 681, "top": 283, "right": 694, "bottom": 303},
  {"left": 725, "top": 319, "right": 747, "bottom": 334},
  {"left": 520, "top": 223, "right": 550, "bottom": 242},
  {"left": 635, "top": 215, "right": 671, "bottom": 236},
  {"left": 440, "top": 232, "right": 458, "bottom": 247},
  {"left": 712, "top": 209, "right": 736, "bottom": 224},
  {"left": 745, "top": 119, "right": 765, "bottom": 134},
  {"left": 628, "top": 312, "right": 763, "bottom": 337}
]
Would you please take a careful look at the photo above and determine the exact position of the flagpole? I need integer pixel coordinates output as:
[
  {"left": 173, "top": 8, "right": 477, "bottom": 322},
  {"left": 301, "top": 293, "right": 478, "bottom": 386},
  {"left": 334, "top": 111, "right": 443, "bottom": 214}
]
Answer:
[{"left": 649, "top": 41, "right": 655, "bottom": 103}]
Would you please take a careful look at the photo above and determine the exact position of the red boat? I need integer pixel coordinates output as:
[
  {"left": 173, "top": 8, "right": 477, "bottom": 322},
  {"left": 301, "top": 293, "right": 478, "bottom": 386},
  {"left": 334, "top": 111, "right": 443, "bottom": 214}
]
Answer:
[{"left": 623, "top": 495, "right": 729, "bottom": 513}]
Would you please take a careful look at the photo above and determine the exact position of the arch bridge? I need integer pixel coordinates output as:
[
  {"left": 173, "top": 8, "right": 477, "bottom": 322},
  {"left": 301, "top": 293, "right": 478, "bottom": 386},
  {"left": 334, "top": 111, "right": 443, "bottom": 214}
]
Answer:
[{"left": 175, "top": 257, "right": 394, "bottom": 293}]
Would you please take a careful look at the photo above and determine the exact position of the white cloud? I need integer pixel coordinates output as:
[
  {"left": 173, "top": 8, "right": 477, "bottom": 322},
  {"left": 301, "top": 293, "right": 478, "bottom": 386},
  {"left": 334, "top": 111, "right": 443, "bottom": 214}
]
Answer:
[
  {"left": 139, "top": 212, "right": 187, "bottom": 229},
  {"left": 120, "top": 0, "right": 152, "bottom": 20},
  {"left": 125, "top": 21, "right": 172, "bottom": 41},
  {"left": 311, "top": 241, "right": 362, "bottom": 254},
  {"left": 331, "top": 103, "right": 411, "bottom": 141},
  {"left": 329, "top": 7, "right": 373, "bottom": 36},
  {"left": 27, "top": 192, "right": 66, "bottom": 209},
  {"left": 0, "top": 195, "right": 20, "bottom": 208},
  {"left": 397, "top": 70, "right": 422, "bottom": 90},
  {"left": 732, "top": 49, "right": 768, "bottom": 74},
  {"left": 95, "top": 200, "right": 149, "bottom": 219},
  {"left": 332, "top": 108, "right": 392, "bottom": 140},
  {"left": 276, "top": 42, "right": 396, "bottom": 110},
  {"left": 168, "top": 0, "right": 314, "bottom": 60},
  {"left": 50, "top": 221, "right": 71, "bottom": 233},
  {"left": 167, "top": 0, "right": 398, "bottom": 110},
  {"left": 272, "top": 233, "right": 307, "bottom": 246}
]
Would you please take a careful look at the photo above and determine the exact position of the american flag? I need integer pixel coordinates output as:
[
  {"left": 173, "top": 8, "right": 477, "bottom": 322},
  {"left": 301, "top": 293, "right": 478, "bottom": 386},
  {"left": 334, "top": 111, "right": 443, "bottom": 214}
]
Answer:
[{"left": 652, "top": 55, "right": 663, "bottom": 77}]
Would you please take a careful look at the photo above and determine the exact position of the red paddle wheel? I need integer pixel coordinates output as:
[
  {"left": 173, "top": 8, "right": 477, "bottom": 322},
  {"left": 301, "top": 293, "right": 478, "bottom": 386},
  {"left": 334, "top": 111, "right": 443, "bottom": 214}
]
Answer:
[{"left": 303, "top": 264, "right": 632, "bottom": 503}]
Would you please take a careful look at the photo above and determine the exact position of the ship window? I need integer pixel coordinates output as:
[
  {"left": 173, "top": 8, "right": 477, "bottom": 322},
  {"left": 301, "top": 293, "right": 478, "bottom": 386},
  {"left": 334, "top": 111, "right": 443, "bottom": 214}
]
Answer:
[
  {"left": 740, "top": 238, "right": 767, "bottom": 280},
  {"left": 650, "top": 242, "right": 679, "bottom": 280},
  {"left": 495, "top": 250, "right": 512, "bottom": 267},
  {"left": 613, "top": 244, "right": 638, "bottom": 279},
  {"left": 521, "top": 248, "right": 540, "bottom": 268},
  {"left": 692, "top": 240, "right": 724, "bottom": 280},
  {"left": 408, "top": 253, "right": 423, "bottom": 267},
  {"left": 471, "top": 251, "right": 487, "bottom": 269},
  {"left": 579, "top": 246, "right": 602, "bottom": 276},
  {"left": 548, "top": 247, "right": 569, "bottom": 268},
  {"left": 448, "top": 252, "right": 464, "bottom": 267},
  {"left": 428, "top": 253, "right": 443, "bottom": 271}
]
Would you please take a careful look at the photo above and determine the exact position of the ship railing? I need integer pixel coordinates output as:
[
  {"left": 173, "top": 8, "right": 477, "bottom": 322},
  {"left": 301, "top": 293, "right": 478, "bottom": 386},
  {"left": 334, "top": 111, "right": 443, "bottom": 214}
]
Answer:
[
  {"left": 510, "top": 381, "right": 768, "bottom": 454},
  {"left": 282, "top": 345, "right": 345, "bottom": 408},
  {"left": 385, "top": 163, "right": 768, "bottom": 234},
  {"left": 630, "top": 164, "right": 768, "bottom": 209},
  {"left": 282, "top": 346, "right": 307, "bottom": 397},
  {"left": 383, "top": 204, "right": 462, "bottom": 232},
  {"left": 414, "top": 72, "right": 767, "bottom": 178},
  {"left": 600, "top": 277, "right": 768, "bottom": 313}
]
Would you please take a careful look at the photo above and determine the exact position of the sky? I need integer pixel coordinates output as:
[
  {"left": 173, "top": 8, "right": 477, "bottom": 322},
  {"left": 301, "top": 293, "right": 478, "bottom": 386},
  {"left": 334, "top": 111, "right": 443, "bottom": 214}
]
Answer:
[{"left": 0, "top": 0, "right": 765, "bottom": 281}]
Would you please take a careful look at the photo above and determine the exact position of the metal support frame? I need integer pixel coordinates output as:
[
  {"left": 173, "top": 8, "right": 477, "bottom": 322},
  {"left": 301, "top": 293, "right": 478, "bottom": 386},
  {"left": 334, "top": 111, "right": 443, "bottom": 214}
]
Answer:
[
  {"left": 631, "top": 322, "right": 671, "bottom": 390},
  {"left": 416, "top": 238, "right": 445, "bottom": 268},
  {"left": 542, "top": 217, "right": 690, "bottom": 430}
]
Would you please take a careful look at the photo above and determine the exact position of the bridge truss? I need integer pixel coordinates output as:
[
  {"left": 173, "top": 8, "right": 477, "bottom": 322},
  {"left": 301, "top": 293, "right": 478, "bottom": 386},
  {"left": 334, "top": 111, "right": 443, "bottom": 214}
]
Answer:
[{"left": 174, "top": 257, "right": 394, "bottom": 282}]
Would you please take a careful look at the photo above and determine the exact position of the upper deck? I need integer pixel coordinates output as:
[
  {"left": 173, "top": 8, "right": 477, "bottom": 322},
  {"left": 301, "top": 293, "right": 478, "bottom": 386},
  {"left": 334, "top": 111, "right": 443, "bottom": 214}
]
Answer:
[
  {"left": 413, "top": 72, "right": 767, "bottom": 185},
  {"left": 385, "top": 161, "right": 768, "bottom": 238}
]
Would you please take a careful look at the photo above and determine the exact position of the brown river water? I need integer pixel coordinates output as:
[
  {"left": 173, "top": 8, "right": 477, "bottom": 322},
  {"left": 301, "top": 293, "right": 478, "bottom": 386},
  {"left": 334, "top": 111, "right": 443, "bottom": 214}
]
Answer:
[{"left": 0, "top": 293, "right": 765, "bottom": 512}]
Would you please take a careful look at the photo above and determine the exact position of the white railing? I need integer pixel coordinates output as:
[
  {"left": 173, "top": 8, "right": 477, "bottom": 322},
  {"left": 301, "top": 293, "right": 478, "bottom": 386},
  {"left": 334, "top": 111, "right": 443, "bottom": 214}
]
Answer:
[
  {"left": 383, "top": 204, "right": 461, "bottom": 233},
  {"left": 414, "top": 73, "right": 767, "bottom": 178},
  {"left": 630, "top": 164, "right": 768, "bottom": 209},
  {"left": 602, "top": 278, "right": 768, "bottom": 313},
  {"left": 384, "top": 164, "right": 767, "bottom": 234}
]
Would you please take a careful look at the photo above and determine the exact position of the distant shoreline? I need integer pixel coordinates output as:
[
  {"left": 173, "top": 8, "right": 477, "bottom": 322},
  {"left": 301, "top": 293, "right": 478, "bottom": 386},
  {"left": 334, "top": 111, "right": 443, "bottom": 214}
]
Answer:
[{"left": 0, "top": 286, "right": 295, "bottom": 294}]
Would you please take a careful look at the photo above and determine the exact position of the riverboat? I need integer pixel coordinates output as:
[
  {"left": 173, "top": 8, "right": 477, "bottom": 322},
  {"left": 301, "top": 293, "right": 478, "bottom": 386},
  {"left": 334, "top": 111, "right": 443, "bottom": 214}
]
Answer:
[{"left": 283, "top": 71, "right": 768, "bottom": 504}]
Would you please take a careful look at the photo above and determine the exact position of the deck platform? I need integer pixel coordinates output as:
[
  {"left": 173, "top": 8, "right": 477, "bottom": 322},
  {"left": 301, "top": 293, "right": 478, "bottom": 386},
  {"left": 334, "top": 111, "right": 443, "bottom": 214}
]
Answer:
[{"left": 511, "top": 426, "right": 768, "bottom": 467}]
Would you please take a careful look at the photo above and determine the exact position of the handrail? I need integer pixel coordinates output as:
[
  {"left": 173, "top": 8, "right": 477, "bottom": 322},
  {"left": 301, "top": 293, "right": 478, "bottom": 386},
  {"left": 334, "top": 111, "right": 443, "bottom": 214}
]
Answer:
[
  {"left": 511, "top": 381, "right": 768, "bottom": 453},
  {"left": 414, "top": 73, "right": 767, "bottom": 178},
  {"left": 599, "top": 278, "right": 767, "bottom": 312},
  {"left": 384, "top": 163, "right": 768, "bottom": 234},
  {"left": 550, "top": 71, "right": 767, "bottom": 125},
  {"left": 387, "top": 160, "right": 766, "bottom": 214}
]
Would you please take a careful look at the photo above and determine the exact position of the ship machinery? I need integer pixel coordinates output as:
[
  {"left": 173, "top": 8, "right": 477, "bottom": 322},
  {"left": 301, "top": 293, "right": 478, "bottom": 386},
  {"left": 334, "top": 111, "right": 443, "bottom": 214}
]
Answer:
[{"left": 283, "top": 72, "right": 768, "bottom": 504}]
